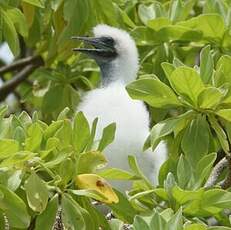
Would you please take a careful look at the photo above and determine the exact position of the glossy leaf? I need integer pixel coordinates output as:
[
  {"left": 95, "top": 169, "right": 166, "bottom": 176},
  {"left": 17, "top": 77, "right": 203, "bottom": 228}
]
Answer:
[
  {"left": 0, "top": 185, "right": 30, "bottom": 228},
  {"left": 35, "top": 195, "right": 58, "bottom": 230},
  {"left": 126, "top": 78, "right": 181, "bottom": 108},
  {"left": 169, "top": 66, "right": 204, "bottom": 106},
  {"left": 200, "top": 45, "right": 214, "bottom": 84},
  {"left": 181, "top": 115, "right": 209, "bottom": 166},
  {"left": 198, "top": 87, "right": 223, "bottom": 109},
  {"left": 24, "top": 173, "right": 49, "bottom": 213},
  {"left": 73, "top": 111, "right": 90, "bottom": 153},
  {"left": 98, "top": 123, "right": 116, "bottom": 152}
]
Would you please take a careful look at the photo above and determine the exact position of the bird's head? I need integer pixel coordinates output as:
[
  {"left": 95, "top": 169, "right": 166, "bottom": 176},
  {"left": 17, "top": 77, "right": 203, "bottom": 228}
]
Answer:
[{"left": 73, "top": 25, "right": 139, "bottom": 85}]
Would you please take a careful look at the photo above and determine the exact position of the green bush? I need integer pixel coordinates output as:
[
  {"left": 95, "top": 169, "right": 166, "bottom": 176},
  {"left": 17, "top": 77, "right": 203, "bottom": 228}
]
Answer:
[{"left": 1, "top": 0, "right": 231, "bottom": 229}]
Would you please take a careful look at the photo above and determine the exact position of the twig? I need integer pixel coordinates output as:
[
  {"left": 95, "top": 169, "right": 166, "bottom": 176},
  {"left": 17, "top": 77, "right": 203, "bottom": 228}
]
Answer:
[
  {"left": 53, "top": 194, "right": 64, "bottom": 230},
  {"left": 0, "top": 55, "right": 43, "bottom": 101},
  {"left": 204, "top": 157, "right": 228, "bottom": 188},
  {"left": 0, "top": 65, "right": 36, "bottom": 101},
  {"left": 3, "top": 213, "right": 9, "bottom": 230},
  {"left": 0, "top": 56, "right": 41, "bottom": 75},
  {"left": 219, "top": 157, "right": 231, "bottom": 189}
]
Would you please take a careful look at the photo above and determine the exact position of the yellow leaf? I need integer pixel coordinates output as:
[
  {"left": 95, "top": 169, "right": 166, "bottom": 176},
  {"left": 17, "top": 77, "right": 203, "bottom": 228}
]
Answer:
[{"left": 75, "top": 174, "right": 119, "bottom": 204}]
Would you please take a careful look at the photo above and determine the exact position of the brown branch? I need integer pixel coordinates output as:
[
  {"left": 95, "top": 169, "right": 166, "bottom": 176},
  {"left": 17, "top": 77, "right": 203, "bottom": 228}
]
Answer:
[
  {"left": 0, "top": 56, "right": 43, "bottom": 101},
  {"left": 204, "top": 157, "right": 228, "bottom": 189},
  {"left": 0, "top": 56, "right": 41, "bottom": 75}
]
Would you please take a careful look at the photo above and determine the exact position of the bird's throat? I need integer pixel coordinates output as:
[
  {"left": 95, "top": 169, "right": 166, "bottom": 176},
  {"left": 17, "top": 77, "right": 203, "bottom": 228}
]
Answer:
[{"left": 99, "top": 63, "right": 118, "bottom": 87}]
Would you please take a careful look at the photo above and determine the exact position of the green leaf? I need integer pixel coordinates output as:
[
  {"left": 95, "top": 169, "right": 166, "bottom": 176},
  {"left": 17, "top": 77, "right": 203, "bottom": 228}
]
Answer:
[
  {"left": 178, "top": 14, "right": 225, "bottom": 42},
  {"left": 200, "top": 45, "right": 214, "bottom": 84},
  {"left": 14, "top": 126, "right": 26, "bottom": 143},
  {"left": 128, "top": 155, "right": 151, "bottom": 187},
  {"left": 209, "top": 227, "right": 231, "bottom": 230},
  {"left": 86, "top": 118, "right": 98, "bottom": 151},
  {"left": 58, "top": 0, "right": 90, "bottom": 45},
  {"left": 215, "top": 55, "right": 231, "bottom": 86},
  {"left": 42, "top": 85, "right": 64, "bottom": 113},
  {"left": 216, "top": 109, "right": 231, "bottom": 122},
  {"left": 161, "top": 62, "right": 176, "bottom": 82},
  {"left": 184, "top": 224, "right": 207, "bottom": 230},
  {"left": 147, "top": 17, "right": 171, "bottom": 31},
  {"left": 131, "top": 27, "right": 158, "bottom": 46},
  {"left": 57, "top": 107, "right": 70, "bottom": 120},
  {"left": 92, "top": 0, "right": 118, "bottom": 25},
  {"left": 0, "top": 8, "right": 20, "bottom": 56},
  {"left": 208, "top": 115, "right": 229, "bottom": 153},
  {"left": 169, "top": 0, "right": 183, "bottom": 22},
  {"left": 169, "top": 66, "right": 204, "bottom": 106},
  {"left": 7, "top": 169, "right": 23, "bottom": 191},
  {"left": 109, "top": 190, "right": 137, "bottom": 223},
  {"left": 129, "top": 190, "right": 156, "bottom": 201},
  {"left": 0, "top": 139, "right": 19, "bottom": 159},
  {"left": 24, "top": 173, "right": 49, "bottom": 213},
  {"left": 150, "top": 210, "right": 167, "bottom": 230},
  {"left": 153, "top": 188, "right": 168, "bottom": 201},
  {"left": 5, "top": 6, "right": 28, "bottom": 37},
  {"left": 70, "top": 189, "right": 108, "bottom": 202},
  {"left": 78, "top": 151, "right": 107, "bottom": 174},
  {"left": 58, "top": 158, "right": 75, "bottom": 185},
  {"left": 160, "top": 208, "right": 174, "bottom": 222},
  {"left": 166, "top": 207, "right": 183, "bottom": 230},
  {"left": 62, "top": 194, "right": 85, "bottom": 229},
  {"left": 177, "top": 155, "right": 192, "bottom": 188},
  {"left": 198, "top": 87, "right": 224, "bottom": 109},
  {"left": 44, "top": 120, "right": 63, "bottom": 140},
  {"left": 150, "top": 111, "right": 193, "bottom": 150},
  {"left": 22, "top": 0, "right": 45, "bottom": 8},
  {"left": 21, "top": 2, "right": 35, "bottom": 28},
  {"left": 73, "top": 112, "right": 90, "bottom": 153},
  {"left": 25, "top": 122, "right": 43, "bottom": 152},
  {"left": 0, "top": 185, "right": 30, "bottom": 228},
  {"left": 201, "top": 189, "right": 231, "bottom": 213},
  {"left": 35, "top": 195, "right": 58, "bottom": 230},
  {"left": 98, "top": 123, "right": 116, "bottom": 152},
  {"left": 98, "top": 168, "right": 136, "bottom": 180},
  {"left": 0, "top": 151, "right": 36, "bottom": 167},
  {"left": 194, "top": 152, "right": 217, "bottom": 188},
  {"left": 181, "top": 115, "right": 209, "bottom": 166},
  {"left": 54, "top": 119, "right": 72, "bottom": 147},
  {"left": 133, "top": 215, "right": 150, "bottom": 230},
  {"left": 109, "top": 219, "right": 124, "bottom": 230},
  {"left": 157, "top": 25, "right": 202, "bottom": 42},
  {"left": 172, "top": 186, "right": 204, "bottom": 205},
  {"left": 138, "top": 3, "right": 156, "bottom": 25},
  {"left": 126, "top": 78, "right": 181, "bottom": 108},
  {"left": 118, "top": 8, "right": 136, "bottom": 28}
]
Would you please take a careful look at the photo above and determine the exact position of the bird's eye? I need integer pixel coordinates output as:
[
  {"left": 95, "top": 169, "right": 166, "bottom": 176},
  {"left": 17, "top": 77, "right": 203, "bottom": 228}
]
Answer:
[{"left": 101, "top": 36, "right": 115, "bottom": 46}]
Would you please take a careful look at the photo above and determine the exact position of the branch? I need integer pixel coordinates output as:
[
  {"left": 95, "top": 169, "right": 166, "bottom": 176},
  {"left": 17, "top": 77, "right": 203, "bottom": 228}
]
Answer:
[
  {"left": 0, "top": 56, "right": 41, "bottom": 75},
  {"left": 0, "top": 65, "right": 35, "bottom": 101},
  {"left": 219, "top": 157, "right": 231, "bottom": 189},
  {"left": 0, "top": 56, "right": 43, "bottom": 101},
  {"left": 204, "top": 157, "right": 228, "bottom": 189}
]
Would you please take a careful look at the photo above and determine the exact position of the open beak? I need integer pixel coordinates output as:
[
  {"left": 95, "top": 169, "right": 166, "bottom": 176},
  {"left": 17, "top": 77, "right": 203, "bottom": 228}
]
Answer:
[{"left": 72, "top": 36, "right": 117, "bottom": 58}]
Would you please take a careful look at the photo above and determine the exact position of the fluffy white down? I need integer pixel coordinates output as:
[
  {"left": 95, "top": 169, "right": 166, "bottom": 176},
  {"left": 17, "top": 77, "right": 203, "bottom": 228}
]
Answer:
[
  {"left": 78, "top": 25, "right": 167, "bottom": 191},
  {"left": 93, "top": 24, "right": 139, "bottom": 84}
]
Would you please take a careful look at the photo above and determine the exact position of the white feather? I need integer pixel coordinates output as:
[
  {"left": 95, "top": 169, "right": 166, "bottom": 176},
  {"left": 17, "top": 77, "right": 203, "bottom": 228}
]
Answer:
[{"left": 78, "top": 25, "right": 167, "bottom": 191}]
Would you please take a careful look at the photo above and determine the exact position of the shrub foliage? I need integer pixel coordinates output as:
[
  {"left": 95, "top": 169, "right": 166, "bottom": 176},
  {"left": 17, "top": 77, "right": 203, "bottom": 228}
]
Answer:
[{"left": 1, "top": 0, "right": 231, "bottom": 229}]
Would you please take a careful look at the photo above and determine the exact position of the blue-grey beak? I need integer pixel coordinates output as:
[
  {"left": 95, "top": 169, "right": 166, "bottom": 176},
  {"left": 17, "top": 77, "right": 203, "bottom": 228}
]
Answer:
[{"left": 72, "top": 36, "right": 117, "bottom": 59}]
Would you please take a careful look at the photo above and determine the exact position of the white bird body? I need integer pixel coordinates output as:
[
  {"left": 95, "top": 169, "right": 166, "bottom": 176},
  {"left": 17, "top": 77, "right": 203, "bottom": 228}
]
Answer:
[{"left": 76, "top": 25, "right": 166, "bottom": 191}]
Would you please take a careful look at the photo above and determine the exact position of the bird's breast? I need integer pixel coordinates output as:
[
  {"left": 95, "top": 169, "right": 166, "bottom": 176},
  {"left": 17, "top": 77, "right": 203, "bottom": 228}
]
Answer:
[{"left": 78, "top": 84, "right": 150, "bottom": 144}]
